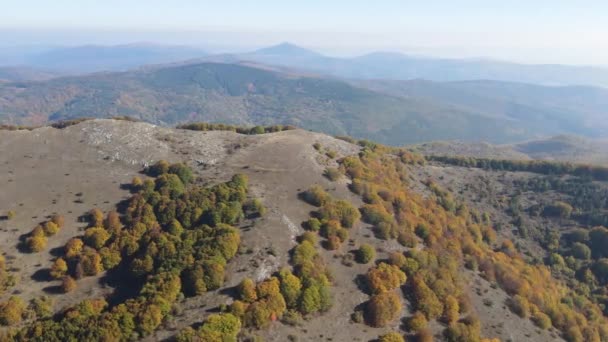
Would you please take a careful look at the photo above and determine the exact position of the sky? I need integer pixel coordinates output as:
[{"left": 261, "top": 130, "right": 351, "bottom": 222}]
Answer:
[{"left": 1, "top": 0, "right": 608, "bottom": 65}]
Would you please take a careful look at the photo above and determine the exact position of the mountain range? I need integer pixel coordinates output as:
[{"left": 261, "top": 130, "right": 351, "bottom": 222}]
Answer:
[
  {"left": 212, "top": 42, "right": 608, "bottom": 88},
  {"left": 0, "top": 43, "right": 207, "bottom": 74},
  {"left": 0, "top": 42, "right": 607, "bottom": 146}
]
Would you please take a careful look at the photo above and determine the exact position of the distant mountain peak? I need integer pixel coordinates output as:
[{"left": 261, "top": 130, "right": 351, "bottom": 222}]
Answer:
[{"left": 252, "top": 42, "right": 321, "bottom": 58}]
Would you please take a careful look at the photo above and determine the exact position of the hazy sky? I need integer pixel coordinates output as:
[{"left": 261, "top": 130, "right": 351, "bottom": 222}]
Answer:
[{"left": 2, "top": 0, "right": 608, "bottom": 65}]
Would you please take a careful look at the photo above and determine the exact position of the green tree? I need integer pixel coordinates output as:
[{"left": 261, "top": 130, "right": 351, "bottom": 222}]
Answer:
[
  {"left": 198, "top": 313, "right": 241, "bottom": 342},
  {"left": 279, "top": 269, "right": 302, "bottom": 308}
]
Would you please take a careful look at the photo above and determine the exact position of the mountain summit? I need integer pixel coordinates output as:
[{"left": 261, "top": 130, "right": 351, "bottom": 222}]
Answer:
[{"left": 252, "top": 42, "right": 322, "bottom": 58}]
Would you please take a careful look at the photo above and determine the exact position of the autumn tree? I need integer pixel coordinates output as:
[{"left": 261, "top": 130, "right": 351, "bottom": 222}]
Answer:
[
  {"left": 442, "top": 295, "right": 460, "bottom": 325},
  {"left": 411, "top": 276, "right": 443, "bottom": 319},
  {"left": 238, "top": 278, "right": 258, "bottom": 303},
  {"left": 407, "top": 311, "right": 428, "bottom": 332},
  {"left": 366, "top": 263, "right": 407, "bottom": 294},
  {"left": 379, "top": 332, "right": 405, "bottom": 342},
  {"left": 84, "top": 227, "right": 110, "bottom": 249},
  {"left": 0, "top": 296, "right": 26, "bottom": 326},
  {"left": 367, "top": 291, "right": 402, "bottom": 327}
]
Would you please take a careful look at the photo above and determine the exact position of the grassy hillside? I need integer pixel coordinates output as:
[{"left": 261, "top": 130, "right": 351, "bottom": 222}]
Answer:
[{"left": 3, "top": 119, "right": 608, "bottom": 341}]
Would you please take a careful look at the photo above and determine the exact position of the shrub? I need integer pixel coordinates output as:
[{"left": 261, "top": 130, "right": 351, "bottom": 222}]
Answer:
[
  {"left": 104, "top": 211, "right": 122, "bottom": 233},
  {"left": 508, "top": 295, "right": 530, "bottom": 318},
  {"left": 324, "top": 168, "right": 342, "bottom": 181},
  {"left": 50, "top": 214, "right": 65, "bottom": 228},
  {"left": 360, "top": 204, "right": 392, "bottom": 225},
  {"left": 532, "top": 311, "right": 551, "bottom": 330},
  {"left": 351, "top": 310, "right": 364, "bottom": 323},
  {"left": 281, "top": 309, "right": 303, "bottom": 326},
  {"left": 565, "top": 327, "right": 584, "bottom": 342},
  {"left": 415, "top": 223, "right": 430, "bottom": 240},
  {"left": 80, "top": 250, "right": 103, "bottom": 276},
  {"left": 244, "top": 199, "right": 266, "bottom": 217},
  {"left": 244, "top": 301, "right": 272, "bottom": 329},
  {"left": 301, "top": 185, "right": 330, "bottom": 207},
  {"left": 43, "top": 221, "right": 60, "bottom": 236},
  {"left": 168, "top": 163, "right": 194, "bottom": 184},
  {"left": 146, "top": 160, "right": 170, "bottom": 177},
  {"left": 591, "top": 258, "right": 608, "bottom": 284},
  {"left": 65, "top": 238, "right": 84, "bottom": 258},
  {"left": 312, "top": 142, "right": 322, "bottom": 150},
  {"left": 300, "top": 232, "right": 318, "bottom": 245},
  {"left": 99, "top": 247, "right": 122, "bottom": 270},
  {"left": 326, "top": 236, "right": 341, "bottom": 250},
  {"left": 417, "top": 329, "right": 434, "bottom": 342},
  {"left": 379, "top": 332, "right": 405, "bottom": 342},
  {"left": 6, "top": 211, "right": 15, "bottom": 220},
  {"left": 230, "top": 300, "right": 248, "bottom": 318},
  {"left": 367, "top": 291, "right": 402, "bottom": 327},
  {"left": 543, "top": 201, "right": 573, "bottom": 219},
  {"left": 29, "top": 296, "right": 53, "bottom": 319},
  {"left": 50, "top": 258, "right": 68, "bottom": 279},
  {"left": 293, "top": 241, "right": 317, "bottom": 265},
  {"left": 571, "top": 242, "right": 591, "bottom": 260},
  {"left": 445, "top": 321, "right": 481, "bottom": 342},
  {"left": 89, "top": 208, "right": 104, "bottom": 227},
  {"left": 319, "top": 200, "right": 361, "bottom": 228},
  {"left": 304, "top": 218, "right": 322, "bottom": 232},
  {"left": 131, "top": 176, "right": 143, "bottom": 190},
  {"left": 26, "top": 234, "right": 47, "bottom": 253},
  {"left": 397, "top": 230, "right": 417, "bottom": 247},
  {"left": 61, "top": 276, "right": 77, "bottom": 293},
  {"left": 325, "top": 150, "right": 337, "bottom": 159},
  {"left": 357, "top": 244, "right": 376, "bottom": 264}
]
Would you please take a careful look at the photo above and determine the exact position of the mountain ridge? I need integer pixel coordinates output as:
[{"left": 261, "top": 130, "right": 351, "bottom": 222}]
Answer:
[{"left": 1, "top": 61, "right": 608, "bottom": 145}]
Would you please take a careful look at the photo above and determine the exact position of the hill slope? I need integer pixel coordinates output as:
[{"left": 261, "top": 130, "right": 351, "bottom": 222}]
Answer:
[{"left": 3, "top": 119, "right": 596, "bottom": 341}]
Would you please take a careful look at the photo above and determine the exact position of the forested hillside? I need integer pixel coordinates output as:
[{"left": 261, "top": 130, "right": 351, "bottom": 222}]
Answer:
[{"left": 1, "top": 119, "right": 608, "bottom": 341}]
